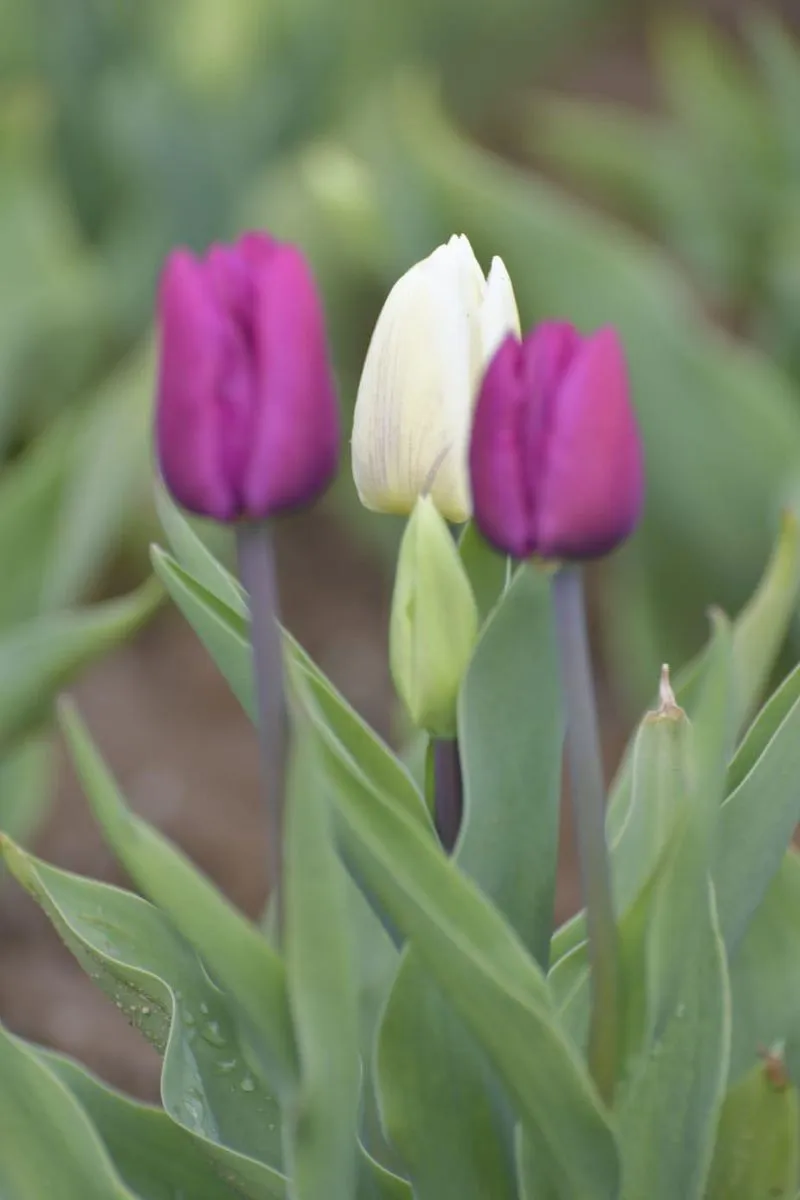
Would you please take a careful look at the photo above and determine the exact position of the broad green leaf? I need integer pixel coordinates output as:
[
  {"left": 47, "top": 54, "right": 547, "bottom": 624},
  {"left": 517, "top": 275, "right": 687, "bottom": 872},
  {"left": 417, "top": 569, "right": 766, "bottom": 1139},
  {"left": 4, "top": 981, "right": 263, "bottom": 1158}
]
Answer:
[
  {"left": 40, "top": 345, "right": 153, "bottom": 611},
  {"left": 616, "top": 626, "right": 733, "bottom": 1198},
  {"left": 705, "top": 1060, "right": 798, "bottom": 1200},
  {"left": 59, "top": 702, "right": 297, "bottom": 1091},
  {"left": 0, "top": 736, "right": 52, "bottom": 846},
  {"left": 458, "top": 521, "right": 509, "bottom": 623},
  {"left": 458, "top": 563, "right": 562, "bottom": 964},
  {"left": 154, "top": 485, "right": 243, "bottom": 614},
  {"left": 0, "top": 419, "right": 72, "bottom": 629},
  {"left": 283, "top": 720, "right": 360, "bottom": 1200},
  {"left": 0, "top": 578, "right": 162, "bottom": 751},
  {"left": 0, "top": 1023, "right": 133, "bottom": 1200},
  {"left": 357, "top": 1147, "right": 412, "bottom": 1200},
  {"left": 728, "top": 851, "right": 800, "bottom": 1085},
  {"left": 0, "top": 837, "right": 285, "bottom": 1173},
  {"left": 293, "top": 670, "right": 620, "bottom": 1200},
  {"left": 377, "top": 956, "right": 516, "bottom": 1200},
  {"left": 727, "top": 508, "right": 800, "bottom": 730},
  {"left": 617, "top": 883, "right": 730, "bottom": 1200},
  {"left": 37, "top": 1047, "right": 286, "bottom": 1200},
  {"left": 716, "top": 684, "right": 800, "bottom": 949}
]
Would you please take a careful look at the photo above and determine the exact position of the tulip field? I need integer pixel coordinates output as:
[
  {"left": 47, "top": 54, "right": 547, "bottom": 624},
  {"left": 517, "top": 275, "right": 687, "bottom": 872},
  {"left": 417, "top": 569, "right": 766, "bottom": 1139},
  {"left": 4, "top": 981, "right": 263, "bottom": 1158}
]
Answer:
[{"left": 2, "top": 2, "right": 800, "bottom": 1198}]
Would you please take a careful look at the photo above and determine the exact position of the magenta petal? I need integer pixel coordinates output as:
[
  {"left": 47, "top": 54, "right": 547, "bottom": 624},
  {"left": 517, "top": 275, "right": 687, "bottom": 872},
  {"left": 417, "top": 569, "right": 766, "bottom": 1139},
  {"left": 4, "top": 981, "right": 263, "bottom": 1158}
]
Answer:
[
  {"left": 155, "top": 250, "right": 238, "bottom": 520},
  {"left": 469, "top": 336, "right": 535, "bottom": 558},
  {"left": 243, "top": 244, "right": 339, "bottom": 516},
  {"left": 535, "top": 328, "right": 644, "bottom": 559}
]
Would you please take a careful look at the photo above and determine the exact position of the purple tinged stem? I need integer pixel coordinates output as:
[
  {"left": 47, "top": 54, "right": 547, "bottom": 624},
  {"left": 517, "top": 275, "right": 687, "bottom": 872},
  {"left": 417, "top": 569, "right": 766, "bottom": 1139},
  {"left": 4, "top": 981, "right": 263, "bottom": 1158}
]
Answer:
[
  {"left": 433, "top": 737, "right": 463, "bottom": 853},
  {"left": 237, "top": 522, "right": 288, "bottom": 937},
  {"left": 552, "top": 565, "right": 618, "bottom": 1106}
]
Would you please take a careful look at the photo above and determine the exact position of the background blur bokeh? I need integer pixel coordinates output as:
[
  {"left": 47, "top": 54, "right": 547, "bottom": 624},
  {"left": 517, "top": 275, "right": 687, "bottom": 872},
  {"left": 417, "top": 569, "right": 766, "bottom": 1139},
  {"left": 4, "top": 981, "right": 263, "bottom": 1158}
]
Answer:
[{"left": 1, "top": 0, "right": 800, "bottom": 1099}]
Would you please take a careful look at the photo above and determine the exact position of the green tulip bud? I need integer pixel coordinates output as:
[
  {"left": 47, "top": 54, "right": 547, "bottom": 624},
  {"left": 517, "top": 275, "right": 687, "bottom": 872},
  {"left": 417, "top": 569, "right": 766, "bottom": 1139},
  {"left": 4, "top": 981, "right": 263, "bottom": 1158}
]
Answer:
[{"left": 390, "top": 496, "right": 478, "bottom": 736}]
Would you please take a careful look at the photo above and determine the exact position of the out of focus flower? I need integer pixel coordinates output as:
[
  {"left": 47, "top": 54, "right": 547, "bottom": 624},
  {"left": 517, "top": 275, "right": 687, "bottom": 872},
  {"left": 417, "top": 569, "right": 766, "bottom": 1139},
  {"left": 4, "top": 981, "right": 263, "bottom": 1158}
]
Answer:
[
  {"left": 469, "top": 322, "right": 643, "bottom": 560},
  {"left": 390, "top": 496, "right": 478, "bottom": 737},
  {"left": 156, "top": 232, "right": 339, "bottom": 522},
  {"left": 351, "top": 234, "right": 519, "bottom": 524}
]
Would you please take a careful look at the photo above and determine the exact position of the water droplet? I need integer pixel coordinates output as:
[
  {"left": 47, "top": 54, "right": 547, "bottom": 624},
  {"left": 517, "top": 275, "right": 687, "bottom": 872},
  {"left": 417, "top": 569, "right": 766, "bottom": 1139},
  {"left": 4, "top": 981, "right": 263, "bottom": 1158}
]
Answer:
[
  {"left": 240, "top": 1076, "right": 256, "bottom": 1093},
  {"left": 183, "top": 1011, "right": 195, "bottom": 1027},
  {"left": 141, "top": 1006, "right": 151, "bottom": 1016},
  {"left": 201, "top": 1021, "right": 226, "bottom": 1047},
  {"left": 675, "top": 1003, "right": 686, "bottom": 1019},
  {"left": 217, "top": 1059, "right": 238, "bottom": 1074},
  {"left": 199, "top": 1002, "right": 209, "bottom": 1016}
]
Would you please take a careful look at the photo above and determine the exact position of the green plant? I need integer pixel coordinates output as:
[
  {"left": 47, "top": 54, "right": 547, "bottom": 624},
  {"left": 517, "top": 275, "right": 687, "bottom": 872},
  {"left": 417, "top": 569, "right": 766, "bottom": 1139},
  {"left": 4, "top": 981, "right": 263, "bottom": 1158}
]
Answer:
[{"left": 1, "top": 457, "right": 800, "bottom": 1197}]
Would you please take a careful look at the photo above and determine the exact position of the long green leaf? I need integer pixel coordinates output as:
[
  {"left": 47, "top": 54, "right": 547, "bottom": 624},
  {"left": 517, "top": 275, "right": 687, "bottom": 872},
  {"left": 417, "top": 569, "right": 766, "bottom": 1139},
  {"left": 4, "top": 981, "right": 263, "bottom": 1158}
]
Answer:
[
  {"left": 0, "top": 578, "right": 162, "bottom": 751},
  {"left": 283, "top": 720, "right": 360, "bottom": 1200},
  {"left": 293, "top": 669, "right": 620, "bottom": 1199},
  {"left": 0, "top": 836, "right": 285, "bottom": 1176},
  {"left": 59, "top": 702, "right": 297, "bottom": 1092},
  {"left": 0, "top": 1023, "right": 134, "bottom": 1200},
  {"left": 37, "top": 1046, "right": 286, "bottom": 1200}
]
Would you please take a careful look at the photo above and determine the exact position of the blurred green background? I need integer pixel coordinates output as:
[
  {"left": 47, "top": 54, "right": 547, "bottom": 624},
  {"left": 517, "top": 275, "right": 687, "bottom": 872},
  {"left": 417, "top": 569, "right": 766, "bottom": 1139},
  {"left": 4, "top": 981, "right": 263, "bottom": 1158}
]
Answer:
[{"left": 2, "top": 0, "right": 800, "bottom": 1094}]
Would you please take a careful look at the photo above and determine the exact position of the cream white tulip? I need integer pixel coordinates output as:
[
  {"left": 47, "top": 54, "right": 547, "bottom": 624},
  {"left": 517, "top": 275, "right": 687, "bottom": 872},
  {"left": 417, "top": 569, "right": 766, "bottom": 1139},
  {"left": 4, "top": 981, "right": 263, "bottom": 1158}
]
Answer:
[{"left": 351, "top": 234, "right": 520, "bottom": 523}]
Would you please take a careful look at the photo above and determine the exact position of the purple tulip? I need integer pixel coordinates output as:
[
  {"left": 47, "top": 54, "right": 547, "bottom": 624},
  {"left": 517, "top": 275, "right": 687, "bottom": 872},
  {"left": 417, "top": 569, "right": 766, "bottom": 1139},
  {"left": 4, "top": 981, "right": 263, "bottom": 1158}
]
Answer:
[
  {"left": 469, "top": 321, "right": 644, "bottom": 560},
  {"left": 155, "top": 232, "right": 339, "bottom": 522}
]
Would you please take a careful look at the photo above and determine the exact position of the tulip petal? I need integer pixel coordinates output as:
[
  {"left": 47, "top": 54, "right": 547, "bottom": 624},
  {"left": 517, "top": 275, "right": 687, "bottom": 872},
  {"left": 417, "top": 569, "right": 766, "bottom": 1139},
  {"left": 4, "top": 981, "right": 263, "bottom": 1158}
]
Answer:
[
  {"left": 481, "top": 257, "right": 521, "bottom": 363},
  {"left": 244, "top": 244, "right": 339, "bottom": 516},
  {"left": 535, "top": 328, "right": 644, "bottom": 559},
  {"left": 352, "top": 254, "right": 475, "bottom": 523},
  {"left": 155, "top": 250, "right": 238, "bottom": 521},
  {"left": 469, "top": 336, "right": 535, "bottom": 558}
]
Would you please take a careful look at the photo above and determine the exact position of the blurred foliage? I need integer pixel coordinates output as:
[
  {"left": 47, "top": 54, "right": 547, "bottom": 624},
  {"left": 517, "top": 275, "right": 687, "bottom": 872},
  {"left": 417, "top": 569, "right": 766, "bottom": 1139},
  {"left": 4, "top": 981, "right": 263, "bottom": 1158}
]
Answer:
[{"left": 529, "top": 15, "right": 800, "bottom": 383}]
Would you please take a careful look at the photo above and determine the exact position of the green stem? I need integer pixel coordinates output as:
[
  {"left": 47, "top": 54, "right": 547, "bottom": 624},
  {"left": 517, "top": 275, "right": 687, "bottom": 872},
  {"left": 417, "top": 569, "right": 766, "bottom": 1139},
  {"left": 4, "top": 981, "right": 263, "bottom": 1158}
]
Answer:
[
  {"left": 236, "top": 522, "right": 287, "bottom": 937},
  {"left": 552, "top": 565, "right": 618, "bottom": 1106}
]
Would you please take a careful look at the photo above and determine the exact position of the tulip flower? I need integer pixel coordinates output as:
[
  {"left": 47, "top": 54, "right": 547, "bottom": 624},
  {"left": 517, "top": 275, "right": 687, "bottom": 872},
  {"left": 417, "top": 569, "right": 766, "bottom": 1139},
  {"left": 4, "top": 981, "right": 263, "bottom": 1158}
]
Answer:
[
  {"left": 469, "top": 321, "right": 644, "bottom": 560},
  {"left": 351, "top": 234, "right": 520, "bottom": 524},
  {"left": 156, "top": 231, "right": 339, "bottom": 523}
]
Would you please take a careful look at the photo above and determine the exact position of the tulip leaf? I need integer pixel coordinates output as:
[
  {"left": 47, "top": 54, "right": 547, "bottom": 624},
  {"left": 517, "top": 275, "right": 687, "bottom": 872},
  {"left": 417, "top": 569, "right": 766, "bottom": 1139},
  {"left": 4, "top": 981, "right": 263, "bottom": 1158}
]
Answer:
[
  {"left": 0, "top": 736, "right": 52, "bottom": 848},
  {"left": 292, "top": 669, "right": 620, "bottom": 1200},
  {"left": 0, "top": 835, "right": 286, "bottom": 1177},
  {"left": 728, "top": 851, "right": 800, "bottom": 1086},
  {"left": 458, "top": 521, "right": 509, "bottom": 623},
  {"left": 58, "top": 701, "right": 297, "bottom": 1092},
  {"left": 36, "top": 1046, "right": 286, "bottom": 1200},
  {"left": 376, "top": 952, "right": 516, "bottom": 1200},
  {"left": 705, "top": 1059, "right": 799, "bottom": 1200},
  {"left": 0, "top": 578, "right": 162, "bottom": 753},
  {"left": 715, "top": 681, "right": 800, "bottom": 949},
  {"left": 726, "top": 657, "right": 800, "bottom": 794},
  {"left": 458, "top": 562, "right": 563, "bottom": 965},
  {"left": 282, "top": 718, "right": 360, "bottom": 1200},
  {"left": 615, "top": 622, "right": 733, "bottom": 1199},
  {"left": 0, "top": 1022, "right": 134, "bottom": 1200}
]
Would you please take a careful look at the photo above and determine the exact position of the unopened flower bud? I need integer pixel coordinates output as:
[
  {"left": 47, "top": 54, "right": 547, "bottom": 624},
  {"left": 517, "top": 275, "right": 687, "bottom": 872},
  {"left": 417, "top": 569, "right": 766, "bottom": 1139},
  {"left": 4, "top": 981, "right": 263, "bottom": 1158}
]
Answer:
[
  {"left": 352, "top": 235, "right": 520, "bottom": 523},
  {"left": 390, "top": 496, "right": 478, "bottom": 736},
  {"left": 156, "top": 232, "right": 339, "bottom": 522},
  {"left": 469, "top": 322, "right": 644, "bottom": 560}
]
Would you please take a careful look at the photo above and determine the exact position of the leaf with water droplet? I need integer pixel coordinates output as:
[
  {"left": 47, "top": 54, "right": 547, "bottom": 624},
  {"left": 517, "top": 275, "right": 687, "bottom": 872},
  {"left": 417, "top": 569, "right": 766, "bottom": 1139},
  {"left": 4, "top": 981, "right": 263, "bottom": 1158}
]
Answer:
[{"left": 0, "top": 837, "right": 284, "bottom": 1174}]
